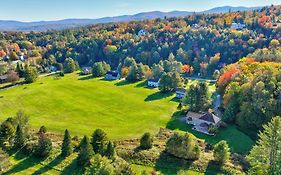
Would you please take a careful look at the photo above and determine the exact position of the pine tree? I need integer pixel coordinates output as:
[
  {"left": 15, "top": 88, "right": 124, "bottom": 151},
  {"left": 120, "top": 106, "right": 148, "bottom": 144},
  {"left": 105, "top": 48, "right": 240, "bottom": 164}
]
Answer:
[
  {"left": 77, "top": 136, "right": 94, "bottom": 166},
  {"left": 14, "top": 125, "right": 25, "bottom": 149},
  {"left": 61, "top": 129, "right": 72, "bottom": 157},
  {"left": 34, "top": 132, "right": 52, "bottom": 158},
  {"left": 105, "top": 141, "right": 115, "bottom": 159},
  {"left": 91, "top": 129, "right": 107, "bottom": 154},
  {"left": 140, "top": 132, "right": 153, "bottom": 150},
  {"left": 213, "top": 141, "right": 230, "bottom": 164},
  {"left": 247, "top": 117, "right": 281, "bottom": 175}
]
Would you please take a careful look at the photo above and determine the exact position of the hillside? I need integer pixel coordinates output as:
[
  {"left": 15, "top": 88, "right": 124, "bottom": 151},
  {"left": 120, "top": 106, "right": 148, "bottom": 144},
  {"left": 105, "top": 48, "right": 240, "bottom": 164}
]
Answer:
[{"left": 0, "top": 6, "right": 260, "bottom": 31}]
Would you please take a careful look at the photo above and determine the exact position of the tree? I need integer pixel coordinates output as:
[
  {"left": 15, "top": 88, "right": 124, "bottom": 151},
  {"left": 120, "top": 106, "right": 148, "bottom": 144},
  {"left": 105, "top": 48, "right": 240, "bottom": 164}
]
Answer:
[
  {"left": 158, "top": 71, "right": 182, "bottom": 92},
  {"left": 126, "top": 62, "right": 145, "bottom": 82},
  {"left": 39, "top": 126, "right": 47, "bottom": 134},
  {"left": 14, "top": 125, "right": 26, "bottom": 149},
  {"left": 91, "top": 129, "right": 108, "bottom": 154},
  {"left": 104, "top": 141, "right": 115, "bottom": 159},
  {"left": 92, "top": 61, "right": 111, "bottom": 77},
  {"left": 84, "top": 154, "right": 114, "bottom": 175},
  {"left": 7, "top": 70, "right": 20, "bottom": 84},
  {"left": 183, "top": 82, "right": 211, "bottom": 112},
  {"left": 213, "top": 141, "right": 230, "bottom": 164},
  {"left": 24, "top": 66, "right": 38, "bottom": 83},
  {"left": 0, "top": 119, "right": 15, "bottom": 147},
  {"left": 61, "top": 129, "right": 72, "bottom": 157},
  {"left": 140, "top": 132, "right": 153, "bottom": 150},
  {"left": 77, "top": 136, "right": 94, "bottom": 166},
  {"left": 34, "top": 132, "right": 52, "bottom": 158},
  {"left": 10, "top": 51, "right": 18, "bottom": 61},
  {"left": 247, "top": 117, "right": 281, "bottom": 175},
  {"left": 64, "top": 58, "right": 76, "bottom": 73},
  {"left": 16, "top": 62, "right": 24, "bottom": 77},
  {"left": 152, "top": 64, "right": 164, "bottom": 79},
  {"left": 166, "top": 133, "right": 200, "bottom": 160},
  {"left": 0, "top": 148, "right": 11, "bottom": 174}
]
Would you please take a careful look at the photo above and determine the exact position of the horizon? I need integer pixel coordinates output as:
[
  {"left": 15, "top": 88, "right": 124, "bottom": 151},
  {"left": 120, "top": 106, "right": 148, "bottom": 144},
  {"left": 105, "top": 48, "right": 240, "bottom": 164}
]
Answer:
[{"left": 1, "top": 0, "right": 280, "bottom": 22}]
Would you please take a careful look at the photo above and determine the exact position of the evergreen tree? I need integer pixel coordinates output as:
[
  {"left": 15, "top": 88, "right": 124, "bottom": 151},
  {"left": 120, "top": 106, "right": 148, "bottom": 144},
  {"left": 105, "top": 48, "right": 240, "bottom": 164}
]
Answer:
[
  {"left": 24, "top": 66, "right": 38, "bottom": 83},
  {"left": 247, "top": 117, "right": 281, "bottom": 175},
  {"left": 0, "top": 119, "right": 15, "bottom": 147},
  {"left": 91, "top": 129, "right": 108, "bottom": 154},
  {"left": 77, "top": 136, "right": 94, "bottom": 166},
  {"left": 61, "top": 129, "right": 72, "bottom": 157},
  {"left": 105, "top": 141, "right": 115, "bottom": 159},
  {"left": 140, "top": 132, "right": 153, "bottom": 150},
  {"left": 213, "top": 141, "right": 230, "bottom": 164},
  {"left": 14, "top": 125, "right": 26, "bottom": 149},
  {"left": 34, "top": 132, "right": 52, "bottom": 158},
  {"left": 16, "top": 62, "right": 24, "bottom": 77}
]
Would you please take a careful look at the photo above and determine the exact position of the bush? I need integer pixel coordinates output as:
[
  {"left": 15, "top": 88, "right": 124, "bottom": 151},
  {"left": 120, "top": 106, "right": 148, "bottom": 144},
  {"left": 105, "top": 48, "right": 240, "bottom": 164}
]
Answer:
[
  {"left": 213, "top": 141, "right": 230, "bottom": 164},
  {"left": 34, "top": 132, "right": 52, "bottom": 158},
  {"left": 140, "top": 132, "right": 153, "bottom": 150},
  {"left": 166, "top": 133, "right": 200, "bottom": 160},
  {"left": 208, "top": 126, "right": 218, "bottom": 135}
]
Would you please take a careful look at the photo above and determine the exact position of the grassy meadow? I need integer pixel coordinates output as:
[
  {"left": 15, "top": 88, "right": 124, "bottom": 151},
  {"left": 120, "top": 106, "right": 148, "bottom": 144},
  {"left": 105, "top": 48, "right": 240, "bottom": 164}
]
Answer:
[{"left": 0, "top": 73, "right": 178, "bottom": 140}]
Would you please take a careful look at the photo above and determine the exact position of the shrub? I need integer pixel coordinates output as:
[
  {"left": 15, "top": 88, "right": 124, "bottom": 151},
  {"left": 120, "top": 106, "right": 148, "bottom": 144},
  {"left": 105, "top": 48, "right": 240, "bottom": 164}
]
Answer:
[
  {"left": 166, "top": 133, "right": 200, "bottom": 160},
  {"left": 140, "top": 132, "right": 153, "bottom": 150},
  {"left": 34, "top": 132, "right": 52, "bottom": 158},
  {"left": 213, "top": 141, "right": 230, "bottom": 164}
]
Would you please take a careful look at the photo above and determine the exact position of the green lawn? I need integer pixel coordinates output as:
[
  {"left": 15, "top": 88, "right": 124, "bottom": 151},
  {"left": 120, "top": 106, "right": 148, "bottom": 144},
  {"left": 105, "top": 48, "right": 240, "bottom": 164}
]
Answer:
[
  {"left": 0, "top": 73, "right": 178, "bottom": 140},
  {"left": 167, "top": 114, "right": 255, "bottom": 154}
]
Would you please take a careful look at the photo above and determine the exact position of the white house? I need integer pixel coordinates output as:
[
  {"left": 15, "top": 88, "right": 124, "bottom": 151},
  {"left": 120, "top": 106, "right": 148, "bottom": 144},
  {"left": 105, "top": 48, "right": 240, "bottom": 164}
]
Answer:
[
  {"left": 147, "top": 78, "right": 159, "bottom": 88},
  {"left": 105, "top": 70, "right": 120, "bottom": 80},
  {"left": 138, "top": 29, "right": 146, "bottom": 36},
  {"left": 186, "top": 111, "right": 221, "bottom": 135},
  {"left": 81, "top": 67, "right": 92, "bottom": 75},
  {"left": 231, "top": 23, "right": 246, "bottom": 30},
  {"left": 175, "top": 87, "right": 186, "bottom": 99}
]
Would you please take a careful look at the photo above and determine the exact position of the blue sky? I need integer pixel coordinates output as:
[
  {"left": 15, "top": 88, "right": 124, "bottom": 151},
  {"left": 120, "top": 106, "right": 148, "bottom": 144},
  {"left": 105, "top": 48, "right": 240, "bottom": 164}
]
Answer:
[{"left": 2, "top": 0, "right": 280, "bottom": 22}]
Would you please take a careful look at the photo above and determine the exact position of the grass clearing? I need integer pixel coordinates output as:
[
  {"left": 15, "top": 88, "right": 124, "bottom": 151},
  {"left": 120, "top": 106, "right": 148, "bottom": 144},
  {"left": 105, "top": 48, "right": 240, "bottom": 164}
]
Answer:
[{"left": 0, "top": 73, "right": 178, "bottom": 140}]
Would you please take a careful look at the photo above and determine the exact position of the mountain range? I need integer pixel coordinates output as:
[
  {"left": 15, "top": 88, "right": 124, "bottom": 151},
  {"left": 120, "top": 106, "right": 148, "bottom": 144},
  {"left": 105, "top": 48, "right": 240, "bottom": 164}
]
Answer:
[{"left": 0, "top": 6, "right": 261, "bottom": 32}]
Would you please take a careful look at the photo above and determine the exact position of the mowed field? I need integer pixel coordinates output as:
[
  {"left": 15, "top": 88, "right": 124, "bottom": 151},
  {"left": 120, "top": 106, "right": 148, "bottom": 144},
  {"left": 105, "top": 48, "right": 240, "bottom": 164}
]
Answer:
[{"left": 0, "top": 73, "right": 178, "bottom": 140}]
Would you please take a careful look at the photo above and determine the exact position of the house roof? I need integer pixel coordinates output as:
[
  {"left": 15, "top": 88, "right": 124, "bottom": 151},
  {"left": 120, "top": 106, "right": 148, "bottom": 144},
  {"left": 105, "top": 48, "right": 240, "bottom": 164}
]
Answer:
[
  {"left": 187, "top": 111, "right": 220, "bottom": 124},
  {"left": 0, "top": 74, "right": 8, "bottom": 80},
  {"left": 176, "top": 87, "right": 186, "bottom": 93},
  {"left": 106, "top": 70, "right": 119, "bottom": 77}
]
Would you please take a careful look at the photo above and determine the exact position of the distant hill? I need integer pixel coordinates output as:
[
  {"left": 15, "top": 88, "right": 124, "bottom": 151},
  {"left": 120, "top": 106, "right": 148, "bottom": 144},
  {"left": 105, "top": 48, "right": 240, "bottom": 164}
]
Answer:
[{"left": 0, "top": 6, "right": 261, "bottom": 31}]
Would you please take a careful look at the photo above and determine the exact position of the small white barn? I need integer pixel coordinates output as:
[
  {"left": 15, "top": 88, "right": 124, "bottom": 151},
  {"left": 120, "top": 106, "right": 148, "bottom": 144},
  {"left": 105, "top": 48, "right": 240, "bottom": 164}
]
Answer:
[
  {"left": 175, "top": 87, "right": 186, "bottom": 99},
  {"left": 138, "top": 29, "right": 146, "bottom": 36},
  {"left": 105, "top": 70, "right": 120, "bottom": 80},
  {"left": 231, "top": 23, "right": 245, "bottom": 30},
  {"left": 147, "top": 78, "right": 159, "bottom": 88}
]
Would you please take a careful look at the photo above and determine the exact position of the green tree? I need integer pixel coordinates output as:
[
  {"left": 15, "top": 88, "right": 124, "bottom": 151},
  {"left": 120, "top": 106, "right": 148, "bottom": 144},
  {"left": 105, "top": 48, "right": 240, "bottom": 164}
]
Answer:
[
  {"left": 158, "top": 71, "right": 181, "bottom": 92},
  {"left": 104, "top": 141, "right": 115, "bottom": 159},
  {"left": 24, "top": 66, "right": 38, "bottom": 83},
  {"left": 213, "top": 141, "right": 230, "bottom": 164},
  {"left": 91, "top": 129, "right": 108, "bottom": 154},
  {"left": 16, "top": 62, "right": 24, "bottom": 77},
  {"left": 0, "top": 119, "right": 15, "bottom": 147},
  {"left": 61, "top": 129, "right": 72, "bottom": 157},
  {"left": 84, "top": 154, "right": 114, "bottom": 175},
  {"left": 34, "top": 132, "right": 53, "bottom": 158},
  {"left": 140, "top": 132, "right": 153, "bottom": 150},
  {"left": 39, "top": 126, "right": 47, "bottom": 134},
  {"left": 92, "top": 62, "right": 111, "bottom": 77},
  {"left": 247, "top": 117, "right": 281, "bottom": 175},
  {"left": 183, "top": 82, "right": 210, "bottom": 112},
  {"left": 64, "top": 58, "right": 76, "bottom": 73},
  {"left": 126, "top": 62, "right": 145, "bottom": 82},
  {"left": 77, "top": 136, "right": 94, "bottom": 166},
  {"left": 14, "top": 125, "right": 26, "bottom": 149},
  {"left": 166, "top": 133, "right": 200, "bottom": 160}
]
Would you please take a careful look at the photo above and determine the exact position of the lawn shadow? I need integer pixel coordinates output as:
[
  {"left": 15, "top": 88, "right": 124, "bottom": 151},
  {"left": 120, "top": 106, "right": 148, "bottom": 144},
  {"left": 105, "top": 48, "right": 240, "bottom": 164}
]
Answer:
[
  {"left": 134, "top": 81, "right": 147, "bottom": 88},
  {"left": 205, "top": 160, "right": 223, "bottom": 175},
  {"left": 169, "top": 97, "right": 180, "bottom": 103},
  {"left": 31, "top": 155, "right": 64, "bottom": 175},
  {"left": 78, "top": 75, "right": 94, "bottom": 81},
  {"left": 61, "top": 157, "right": 85, "bottom": 175},
  {"left": 114, "top": 80, "right": 131, "bottom": 86},
  {"left": 145, "top": 91, "right": 174, "bottom": 102},
  {"left": 4, "top": 156, "right": 41, "bottom": 174},
  {"left": 154, "top": 152, "right": 193, "bottom": 175}
]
